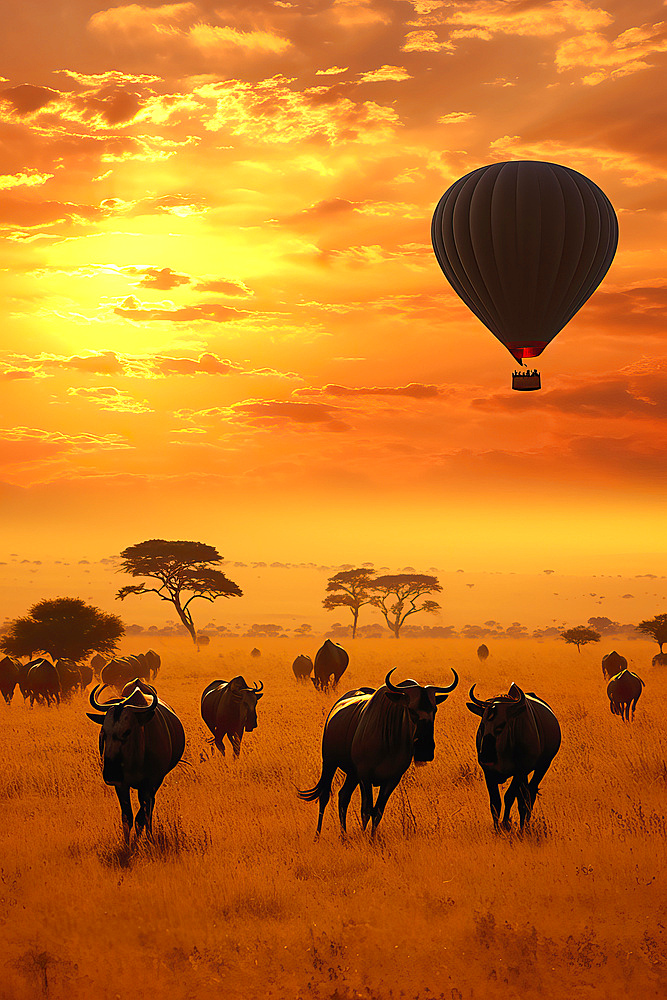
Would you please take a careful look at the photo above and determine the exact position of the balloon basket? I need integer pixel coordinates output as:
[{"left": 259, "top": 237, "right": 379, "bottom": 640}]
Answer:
[{"left": 512, "top": 371, "right": 541, "bottom": 391}]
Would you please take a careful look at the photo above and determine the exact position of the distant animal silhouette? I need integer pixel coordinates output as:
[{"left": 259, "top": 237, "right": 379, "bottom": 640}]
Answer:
[
  {"left": 652, "top": 652, "right": 667, "bottom": 668},
  {"left": 299, "top": 668, "right": 458, "bottom": 838},
  {"left": 602, "top": 650, "right": 627, "bottom": 679},
  {"left": 292, "top": 655, "right": 313, "bottom": 681},
  {"left": 87, "top": 681, "right": 184, "bottom": 842},
  {"left": 607, "top": 669, "right": 644, "bottom": 721},
  {"left": 312, "top": 640, "right": 349, "bottom": 692},
  {"left": 466, "top": 684, "right": 561, "bottom": 831},
  {"left": 250, "top": 647, "right": 261, "bottom": 658},
  {"left": 0, "top": 656, "right": 20, "bottom": 704},
  {"left": 26, "top": 658, "right": 61, "bottom": 707},
  {"left": 477, "top": 644, "right": 489, "bottom": 663},
  {"left": 201, "top": 676, "right": 264, "bottom": 757}
]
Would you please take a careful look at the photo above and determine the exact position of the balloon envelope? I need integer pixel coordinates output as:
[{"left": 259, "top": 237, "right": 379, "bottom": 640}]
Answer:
[{"left": 431, "top": 160, "right": 618, "bottom": 363}]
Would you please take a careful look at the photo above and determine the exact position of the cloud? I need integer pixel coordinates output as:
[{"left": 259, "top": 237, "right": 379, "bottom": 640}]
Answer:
[
  {"left": 66, "top": 386, "right": 151, "bottom": 413},
  {"left": 194, "top": 278, "right": 253, "bottom": 296},
  {"left": 0, "top": 84, "right": 59, "bottom": 114},
  {"left": 152, "top": 354, "right": 243, "bottom": 376},
  {"left": 232, "top": 399, "right": 349, "bottom": 431},
  {"left": 114, "top": 296, "right": 246, "bottom": 323},
  {"left": 0, "top": 427, "right": 130, "bottom": 466},
  {"left": 316, "top": 67, "right": 349, "bottom": 76},
  {"left": 296, "top": 383, "right": 441, "bottom": 399},
  {"left": 437, "top": 112, "right": 475, "bottom": 125},
  {"left": 556, "top": 20, "right": 667, "bottom": 85},
  {"left": 0, "top": 172, "right": 54, "bottom": 191},
  {"left": 402, "top": 31, "right": 454, "bottom": 53},
  {"left": 131, "top": 266, "right": 191, "bottom": 290},
  {"left": 358, "top": 66, "right": 412, "bottom": 83}
]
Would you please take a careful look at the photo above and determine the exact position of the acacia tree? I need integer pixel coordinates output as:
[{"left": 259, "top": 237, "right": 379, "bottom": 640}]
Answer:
[
  {"left": 561, "top": 626, "right": 601, "bottom": 652},
  {"left": 0, "top": 597, "right": 124, "bottom": 661},
  {"left": 635, "top": 614, "right": 667, "bottom": 653},
  {"left": 370, "top": 574, "right": 442, "bottom": 639},
  {"left": 117, "top": 539, "right": 242, "bottom": 645},
  {"left": 323, "top": 568, "right": 376, "bottom": 639}
]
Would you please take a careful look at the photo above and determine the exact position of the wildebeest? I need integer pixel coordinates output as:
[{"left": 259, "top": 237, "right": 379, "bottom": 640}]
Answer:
[
  {"left": 477, "top": 644, "right": 490, "bottom": 663},
  {"left": 466, "top": 684, "right": 561, "bottom": 831},
  {"left": 602, "top": 650, "right": 627, "bottom": 679},
  {"left": 292, "top": 654, "right": 313, "bottom": 682},
  {"left": 90, "top": 653, "right": 107, "bottom": 677},
  {"left": 144, "top": 650, "right": 161, "bottom": 679},
  {"left": 0, "top": 656, "right": 20, "bottom": 704},
  {"left": 250, "top": 647, "right": 261, "bottom": 658},
  {"left": 79, "top": 662, "right": 94, "bottom": 689},
  {"left": 201, "top": 676, "right": 264, "bottom": 756},
  {"left": 87, "top": 681, "right": 185, "bottom": 843},
  {"left": 312, "top": 639, "right": 349, "bottom": 692},
  {"left": 27, "top": 658, "right": 61, "bottom": 707},
  {"left": 56, "top": 658, "right": 82, "bottom": 701},
  {"left": 298, "top": 667, "right": 459, "bottom": 838},
  {"left": 102, "top": 655, "right": 149, "bottom": 690},
  {"left": 607, "top": 669, "right": 644, "bottom": 721}
]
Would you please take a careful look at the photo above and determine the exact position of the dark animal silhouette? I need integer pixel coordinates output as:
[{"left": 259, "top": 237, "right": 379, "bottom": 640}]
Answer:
[
  {"left": 102, "top": 655, "right": 149, "bottom": 690},
  {"left": 90, "top": 653, "right": 107, "bottom": 677},
  {"left": 55, "top": 659, "right": 82, "bottom": 701},
  {"left": 292, "top": 654, "right": 313, "bottom": 681},
  {"left": 299, "top": 668, "right": 459, "bottom": 838},
  {"left": 477, "top": 644, "right": 489, "bottom": 663},
  {"left": 0, "top": 656, "right": 20, "bottom": 704},
  {"left": 607, "top": 669, "right": 644, "bottom": 721},
  {"left": 313, "top": 639, "right": 349, "bottom": 692},
  {"left": 250, "top": 647, "right": 261, "bottom": 658},
  {"left": 87, "top": 681, "right": 185, "bottom": 843},
  {"left": 602, "top": 650, "right": 627, "bottom": 679},
  {"left": 143, "top": 649, "right": 161, "bottom": 679},
  {"left": 652, "top": 652, "right": 667, "bottom": 668},
  {"left": 466, "top": 684, "right": 561, "bottom": 831},
  {"left": 78, "top": 662, "right": 94, "bottom": 688},
  {"left": 18, "top": 659, "right": 39, "bottom": 701},
  {"left": 27, "top": 659, "right": 61, "bottom": 707},
  {"left": 201, "top": 676, "right": 264, "bottom": 756}
]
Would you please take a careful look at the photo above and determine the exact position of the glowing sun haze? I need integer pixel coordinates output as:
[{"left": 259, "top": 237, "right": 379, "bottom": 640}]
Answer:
[{"left": 1, "top": 0, "right": 666, "bottom": 617}]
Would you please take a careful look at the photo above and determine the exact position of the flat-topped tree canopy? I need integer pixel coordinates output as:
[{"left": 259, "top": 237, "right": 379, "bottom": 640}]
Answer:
[{"left": 117, "top": 539, "right": 242, "bottom": 645}]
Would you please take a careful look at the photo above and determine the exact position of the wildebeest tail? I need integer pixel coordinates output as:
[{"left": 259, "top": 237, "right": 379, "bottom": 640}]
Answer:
[{"left": 297, "top": 763, "right": 336, "bottom": 802}]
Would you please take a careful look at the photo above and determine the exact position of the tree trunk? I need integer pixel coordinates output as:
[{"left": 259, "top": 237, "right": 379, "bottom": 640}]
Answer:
[
  {"left": 173, "top": 598, "right": 197, "bottom": 645},
  {"left": 351, "top": 608, "right": 358, "bottom": 639}
]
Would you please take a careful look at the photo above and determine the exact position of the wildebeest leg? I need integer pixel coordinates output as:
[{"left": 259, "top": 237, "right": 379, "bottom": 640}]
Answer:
[
  {"left": 370, "top": 776, "right": 402, "bottom": 837},
  {"left": 135, "top": 785, "right": 155, "bottom": 841},
  {"left": 315, "top": 762, "right": 337, "bottom": 839},
  {"left": 527, "top": 759, "right": 551, "bottom": 811},
  {"left": 338, "top": 772, "right": 358, "bottom": 835},
  {"left": 516, "top": 781, "right": 532, "bottom": 830},
  {"left": 230, "top": 731, "right": 242, "bottom": 757},
  {"left": 501, "top": 775, "right": 521, "bottom": 829},
  {"left": 359, "top": 779, "right": 373, "bottom": 830},
  {"left": 484, "top": 773, "right": 502, "bottom": 830},
  {"left": 115, "top": 786, "right": 133, "bottom": 843}
]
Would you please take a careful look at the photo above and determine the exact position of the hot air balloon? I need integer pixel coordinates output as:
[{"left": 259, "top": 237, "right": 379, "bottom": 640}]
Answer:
[{"left": 431, "top": 160, "right": 618, "bottom": 390}]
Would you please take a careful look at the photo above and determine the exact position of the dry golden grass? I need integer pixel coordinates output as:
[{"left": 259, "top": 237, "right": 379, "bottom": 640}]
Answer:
[{"left": 1, "top": 637, "right": 666, "bottom": 1000}]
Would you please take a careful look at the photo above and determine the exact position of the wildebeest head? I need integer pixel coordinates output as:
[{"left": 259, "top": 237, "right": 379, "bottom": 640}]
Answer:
[
  {"left": 229, "top": 676, "right": 264, "bottom": 731},
  {"left": 87, "top": 683, "right": 158, "bottom": 786},
  {"left": 466, "top": 683, "right": 527, "bottom": 771},
  {"left": 384, "top": 667, "right": 459, "bottom": 763}
]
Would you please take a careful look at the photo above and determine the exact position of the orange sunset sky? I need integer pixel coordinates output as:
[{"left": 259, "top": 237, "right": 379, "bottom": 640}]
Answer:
[{"left": 0, "top": 0, "right": 665, "bottom": 629}]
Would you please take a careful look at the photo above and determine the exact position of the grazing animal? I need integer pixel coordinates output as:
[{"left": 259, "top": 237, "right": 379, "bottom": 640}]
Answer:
[
  {"left": 79, "top": 662, "right": 94, "bottom": 689},
  {"left": 18, "top": 659, "right": 39, "bottom": 701},
  {"left": 201, "top": 676, "right": 264, "bottom": 757},
  {"left": 298, "top": 668, "right": 459, "bottom": 838},
  {"left": 27, "top": 659, "right": 61, "bottom": 707},
  {"left": 312, "top": 639, "right": 349, "bottom": 692},
  {"left": 477, "top": 644, "right": 490, "bottom": 663},
  {"left": 0, "top": 656, "right": 20, "bottom": 705},
  {"left": 87, "top": 682, "right": 185, "bottom": 843},
  {"left": 466, "top": 684, "right": 561, "bottom": 831},
  {"left": 607, "top": 669, "right": 644, "bottom": 721},
  {"left": 602, "top": 650, "right": 627, "bottom": 679},
  {"left": 144, "top": 650, "right": 161, "bottom": 679},
  {"left": 102, "top": 655, "right": 149, "bottom": 690},
  {"left": 56, "top": 659, "right": 82, "bottom": 701},
  {"left": 652, "top": 652, "right": 667, "bottom": 668},
  {"left": 90, "top": 653, "right": 107, "bottom": 677},
  {"left": 292, "top": 655, "right": 314, "bottom": 681},
  {"left": 250, "top": 647, "right": 261, "bottom": 658}
]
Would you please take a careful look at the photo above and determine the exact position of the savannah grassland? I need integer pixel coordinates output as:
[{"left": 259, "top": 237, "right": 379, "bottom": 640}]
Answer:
[{"left": 1, "top": 637, "right": 665, "bottom": 1000}]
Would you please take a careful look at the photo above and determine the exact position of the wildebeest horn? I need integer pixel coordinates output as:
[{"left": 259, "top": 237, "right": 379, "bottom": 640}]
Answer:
[
  {"left": 127, "top": 689, "right": 158, "bottom": 715},
  {"left": 251, "top": 680, "right": 263, "bottom": 694},
  {"left": 385, "top": 668, "right": 401, "bottom": 692},
  {"left": 468, "top": 684, "right": 487, "bottom": 708},
  {"left": 89, "top": 684, "right": 122, "bottom": 711},
  {"left": 430, "top": 669, "right": 459, "bottom": 694}
]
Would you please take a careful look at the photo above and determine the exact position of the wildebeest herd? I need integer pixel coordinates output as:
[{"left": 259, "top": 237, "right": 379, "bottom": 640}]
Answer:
[{"left": 0, "top": 640, "right": 649, "bottom": 843}]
